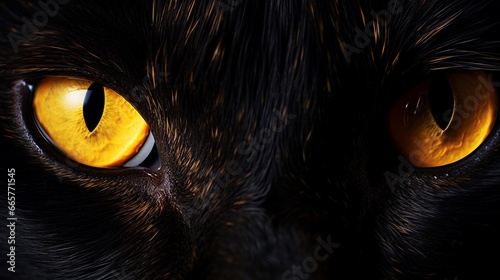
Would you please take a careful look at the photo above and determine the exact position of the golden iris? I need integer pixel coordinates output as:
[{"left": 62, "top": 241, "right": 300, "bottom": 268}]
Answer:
[
  {"left": 388, "top": 71, "right": 498, "bottom": 168},
  {"left": 33, "top": 77, "right": 150, "bottom": 168}
]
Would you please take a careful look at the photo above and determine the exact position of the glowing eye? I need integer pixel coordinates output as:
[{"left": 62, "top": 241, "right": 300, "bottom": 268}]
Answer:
[
  {"left": 388, "top": 71, "right": 498, "bottom": 168},
  {"left": 32, "top": 77, "right": 153, "bottom": 168}
]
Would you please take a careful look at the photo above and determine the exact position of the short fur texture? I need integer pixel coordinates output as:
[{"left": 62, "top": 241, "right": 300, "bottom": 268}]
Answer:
[{"left": 1, "top": 0, "right": 500, "bottom": 279}]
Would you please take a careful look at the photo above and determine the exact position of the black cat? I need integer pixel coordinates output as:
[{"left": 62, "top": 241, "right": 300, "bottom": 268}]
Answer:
[{"left": 1, "top": 0, "right": 500, "bottom": 279}]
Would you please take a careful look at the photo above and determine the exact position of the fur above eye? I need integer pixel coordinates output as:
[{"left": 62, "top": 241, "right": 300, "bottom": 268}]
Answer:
[
  {"left": 32, "top": 77, "right": 157, "bottom": 168},
  {"left": 388, "top": 71, "right": 498, "bottom": 168}
]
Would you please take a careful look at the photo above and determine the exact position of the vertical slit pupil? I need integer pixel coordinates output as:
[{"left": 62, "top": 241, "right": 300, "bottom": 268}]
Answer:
[
  {"left": 428, "top": 76, "right": 455, "bottom": 130},
  {"left": 83, "top": 83, "right": 105, "bottom": 132}
]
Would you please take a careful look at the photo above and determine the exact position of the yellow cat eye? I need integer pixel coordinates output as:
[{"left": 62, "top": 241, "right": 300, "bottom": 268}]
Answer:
[
  {"left": 388, "top": 71, "right": 498, "bottom": 168},
  {"left": 32, "top": 77, "right": 151, "bottom": 168}
]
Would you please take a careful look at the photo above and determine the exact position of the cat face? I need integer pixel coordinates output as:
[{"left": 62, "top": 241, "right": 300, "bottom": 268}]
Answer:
[{"left": 1, "top": 0, "right": 500, "bottom": 279}]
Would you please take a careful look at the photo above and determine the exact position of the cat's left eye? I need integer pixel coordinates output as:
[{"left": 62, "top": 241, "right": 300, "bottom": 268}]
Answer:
[
  {"left": 31, "top": 77, "right": 157, "bottom": 168},
  {"left": 388, "top": 71, "right": 498, "bottom": 168}
]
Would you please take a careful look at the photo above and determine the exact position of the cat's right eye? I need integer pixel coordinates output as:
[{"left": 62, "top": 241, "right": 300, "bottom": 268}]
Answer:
[{"left": 31, "top": 77, "right": 158, "bottom": 169}]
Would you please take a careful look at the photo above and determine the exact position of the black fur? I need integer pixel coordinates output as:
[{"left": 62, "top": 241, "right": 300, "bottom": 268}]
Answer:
[{"left": 1, "top": 0, "right": 500, "bottom": 279}]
